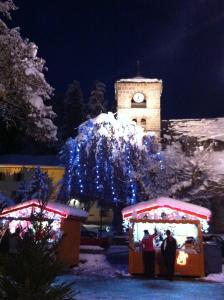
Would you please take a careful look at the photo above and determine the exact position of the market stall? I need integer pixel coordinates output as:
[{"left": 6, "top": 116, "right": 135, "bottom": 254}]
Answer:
[
  {"left": 122, "top": 197, "right": 211, "bottom": 277},
  {"left": 0, "top": 199, "right": 88, "bottom": 266}
]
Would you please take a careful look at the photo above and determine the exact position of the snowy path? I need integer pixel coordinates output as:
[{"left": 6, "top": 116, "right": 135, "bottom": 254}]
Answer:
[
  {"left": 58, "top": 249, "right": 224, "bottom": 299},
  {"left": 62, "top": 275, "right": 224, "bottom": 300}
]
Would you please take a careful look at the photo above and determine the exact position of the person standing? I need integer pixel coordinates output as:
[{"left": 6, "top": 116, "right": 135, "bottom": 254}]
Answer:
[
  {"left": 0, "top": 228, "right": 10, "bottom": 254},
  {"left": 141, "top": 229, "right": 157, "bottom": 278},
  {"left": 161, "top": 230, "right": 177, "bottom": 280},
  {"left": 8, "top": 227, "right": 21, "bottom": 256}
]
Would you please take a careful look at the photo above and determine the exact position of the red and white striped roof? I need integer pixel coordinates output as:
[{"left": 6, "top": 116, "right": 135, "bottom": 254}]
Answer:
[
  {"left": 0, "top": 199, "right": 88, "bottom": 220},
  {"left": 122, "top": 197, "right": 211, "bottom": 221}
]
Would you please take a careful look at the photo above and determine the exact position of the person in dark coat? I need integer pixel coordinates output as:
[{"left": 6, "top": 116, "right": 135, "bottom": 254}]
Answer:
[
  {"left": 0, "top": 228, "right": 10, "bottom": 254},
  {"left": 161, "top": 230, "right": 177, "bottom": 280},
  {"left": 8, "top": 227, "right": 22, "bottom": 256},
  {"left": 141, "top": 229, "right": 157, "bottom": 278}
]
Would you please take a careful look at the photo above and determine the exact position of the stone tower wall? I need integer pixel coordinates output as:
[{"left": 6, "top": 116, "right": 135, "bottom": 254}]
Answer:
[{"left": 115, "top": 80, "right": 162, "bottom": 136}]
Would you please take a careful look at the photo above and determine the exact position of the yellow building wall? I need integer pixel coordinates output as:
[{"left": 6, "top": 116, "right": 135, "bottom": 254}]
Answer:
[
  {"left": 87, "top": 201, "right": 113, "bottom": 225},
  {"left": 0, "top": 165, "right": 113, "bottom": 225},
  {"left": 0, "top": 165, "right": 64, "bottom": 199}
]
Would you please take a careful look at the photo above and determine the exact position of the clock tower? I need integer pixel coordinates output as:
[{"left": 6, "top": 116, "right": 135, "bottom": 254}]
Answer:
[{"left": 115, "top": 76, "right": 163, "bottom": 137}]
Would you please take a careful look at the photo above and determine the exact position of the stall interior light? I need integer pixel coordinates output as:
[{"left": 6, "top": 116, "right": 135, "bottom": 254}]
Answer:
[
  {"left": 177, "top": 251, "right": 189, "bottom": 265},
  {"left": 131, "top": 221, "right": 199, "bottom": 249},
  {"left": 1, "top": 211, "right": 61, "bottom": 235}
]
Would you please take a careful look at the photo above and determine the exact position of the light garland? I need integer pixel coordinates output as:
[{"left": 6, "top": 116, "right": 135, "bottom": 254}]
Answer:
[
  {"left": 123, "top": 206, "right": 209, "bottom": 232},
  {"left": 76, "top": 143, "right": 84, "bottom": 194},
  {"left": 61, "top": 113, "right": 165, "bottom": 206},
  {"left": 1, "top": 205, "right": 62, "bottom": 235},
  {"left": 125, "top": 143, "right": 137, "bottom": 205}
]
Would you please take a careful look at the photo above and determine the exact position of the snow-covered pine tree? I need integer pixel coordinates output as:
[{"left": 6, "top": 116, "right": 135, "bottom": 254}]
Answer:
[
  {"left": 0, "top": 0, "right": 57, "bottom": 145},
  {"left": 62, "top": 80, "right": 85, "bottom": 141},
  {"left": 59, "top": 113, "right": 164, "bottom": 209},
  {"left": 15, "top": 179, "right": 29, "bottom": 203},
  {"left": 0, "top": 192, "right": 14, "bottom": 212},
  {"left": 86, "top": 80, "right": 107, "bottom": 118},
  {"left": 16, "top": 167, "right": 52, "bottom": 204}
]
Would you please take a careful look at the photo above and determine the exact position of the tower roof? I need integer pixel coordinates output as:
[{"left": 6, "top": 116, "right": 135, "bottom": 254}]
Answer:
[{"left": 116, "top": 77, "right": 162, "bottom": 83}]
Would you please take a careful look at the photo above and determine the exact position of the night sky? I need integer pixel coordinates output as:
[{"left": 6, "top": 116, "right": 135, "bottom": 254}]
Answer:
[{"left": 11, "top": 0, "right": 224, "bottom": 120}]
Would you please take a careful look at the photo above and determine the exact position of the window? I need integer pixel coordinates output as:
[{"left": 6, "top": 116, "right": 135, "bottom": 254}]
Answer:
[{"left": 141, "top": 118, "right": 146, "bottom": 125}]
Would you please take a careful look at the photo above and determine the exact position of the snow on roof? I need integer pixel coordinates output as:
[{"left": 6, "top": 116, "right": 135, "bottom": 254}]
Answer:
[
  {"left": 122, "top": 197, "right": 211, "bottom": 220},
  {"left": 0, "top": 199, "right": 88, "bottom": 219},
  {"left": 117, "top": 76, "right": 162, "bottom": 83},
  {"left": 167, "top": 118, "right": 224, "bottom": 142}
]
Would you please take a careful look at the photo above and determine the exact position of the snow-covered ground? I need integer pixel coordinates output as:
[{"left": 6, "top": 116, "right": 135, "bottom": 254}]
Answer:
[
  {"left": 73, "top": 253, "right": 129, "bottom": 278},
  {"left": 56, "top": 246, "right": 224, "bottom": 299},
  {"left": 202, "top": 265, "right": 224, "bottom": 284},
  {"left": 73, "top": 246, "right": 129, "bottom": 278},
  {"left": 72, "top": 246, "right": 224, "bottom": 284}
]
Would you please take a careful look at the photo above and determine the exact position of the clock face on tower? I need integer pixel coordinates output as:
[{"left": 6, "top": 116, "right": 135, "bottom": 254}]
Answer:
[{"left": 133, "top": 92, "right": 145, "bottom": 103}]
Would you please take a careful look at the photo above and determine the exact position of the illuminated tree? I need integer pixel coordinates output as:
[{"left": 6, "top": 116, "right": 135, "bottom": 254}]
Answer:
[{"left": 59, "top": 113, "right": 164, "bottom": 211}]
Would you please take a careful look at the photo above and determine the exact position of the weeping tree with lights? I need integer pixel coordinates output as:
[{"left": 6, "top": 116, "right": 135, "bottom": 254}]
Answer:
[{"left": 59, "top": 112, "right": 166, "bottom": 231}]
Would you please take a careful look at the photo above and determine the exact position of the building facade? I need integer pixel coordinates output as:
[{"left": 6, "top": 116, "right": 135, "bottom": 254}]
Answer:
[{"left": 0, "top": 155, "right": 64, "bottom": 201}]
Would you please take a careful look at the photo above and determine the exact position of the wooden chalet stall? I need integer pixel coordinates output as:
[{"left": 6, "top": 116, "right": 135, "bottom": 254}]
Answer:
[
  {"left": 122, "top": 197, "right": 211, "bottom": 277},
  {"left": 0, "top": 200, "right": 88, "bottom": 266}
]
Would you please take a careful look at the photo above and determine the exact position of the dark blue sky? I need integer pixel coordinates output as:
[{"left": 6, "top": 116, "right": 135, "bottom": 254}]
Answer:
[{"left": 11, "top": 0, "right": 224, "bottom": 120}]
